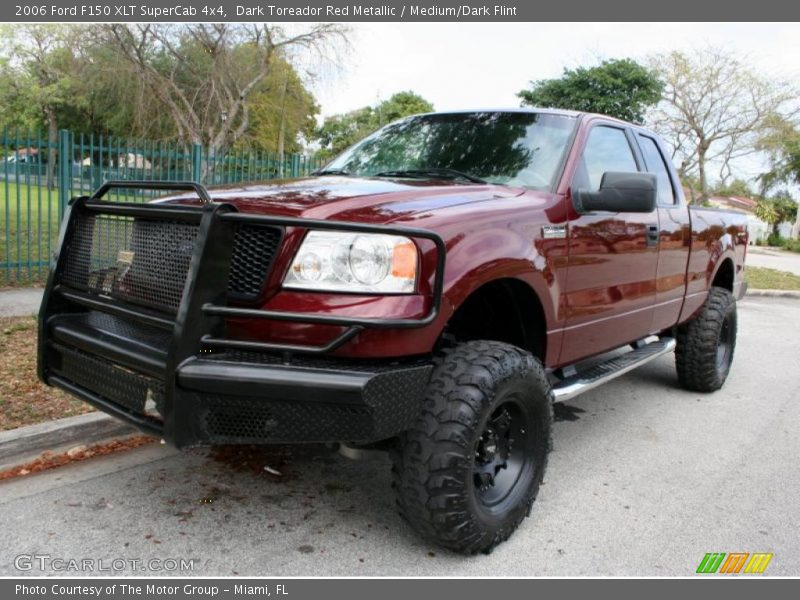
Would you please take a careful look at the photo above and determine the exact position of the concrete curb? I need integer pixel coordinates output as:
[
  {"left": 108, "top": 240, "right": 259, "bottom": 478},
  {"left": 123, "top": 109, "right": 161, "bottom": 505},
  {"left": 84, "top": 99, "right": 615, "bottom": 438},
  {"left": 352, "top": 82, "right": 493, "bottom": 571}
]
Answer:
[
  {"left": 0, "top": 412, "right": 138, "bottom": 471},
  {"left": 746, "top": 289, "right": 800, "bottom": 299}
]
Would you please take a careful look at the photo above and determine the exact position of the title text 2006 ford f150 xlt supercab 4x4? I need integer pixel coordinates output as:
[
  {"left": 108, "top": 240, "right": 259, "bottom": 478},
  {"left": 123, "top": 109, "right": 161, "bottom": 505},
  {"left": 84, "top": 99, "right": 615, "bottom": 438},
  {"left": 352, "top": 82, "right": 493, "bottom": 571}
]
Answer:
[{"left": 38, "top": 110, "right": 748, "bottom": 553}]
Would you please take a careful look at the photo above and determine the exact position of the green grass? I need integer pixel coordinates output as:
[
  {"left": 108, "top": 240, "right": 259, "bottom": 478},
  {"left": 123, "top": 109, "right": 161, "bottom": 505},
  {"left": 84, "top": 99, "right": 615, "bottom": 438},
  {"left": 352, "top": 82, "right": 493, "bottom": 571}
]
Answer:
[
  {"left": 756, "top": 236, "right": 800, "bottom": 253},
  {"left": 0, "top": 180, "right": 62, "bottom": 286},
  {"left": 746, "top": 266, "right": 800, "bottom": 291},
  {"left": 785, "top": 239, "right": 800, "bottom": 253},
  {"left": 0, "top": 180, "right": 157, "bottom": 287}
]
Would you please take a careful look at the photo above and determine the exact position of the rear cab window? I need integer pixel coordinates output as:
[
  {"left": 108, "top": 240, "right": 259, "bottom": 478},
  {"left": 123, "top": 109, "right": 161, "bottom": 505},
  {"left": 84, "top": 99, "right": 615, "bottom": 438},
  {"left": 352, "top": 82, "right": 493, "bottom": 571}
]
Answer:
[{"left": 636, "top": 134, "right": 677, "bottom": 206}]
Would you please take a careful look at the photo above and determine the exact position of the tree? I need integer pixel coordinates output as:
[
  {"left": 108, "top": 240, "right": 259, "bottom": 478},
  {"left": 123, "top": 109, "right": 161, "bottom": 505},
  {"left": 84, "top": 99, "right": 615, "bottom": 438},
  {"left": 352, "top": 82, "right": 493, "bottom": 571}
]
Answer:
[
  {"left": 754, "top": 194, "right": 797, "bottom": 237},
  {"left": 0, "top": 24, "right": 336, "bottom": 187},
  {"left": 71, "top": 42, "right": 170, "bottom": 138},
  {"left": 241, "top": 58, "right": 319, "bottom": 155},
  {"left": 758, "top": 117, "right": 800, "bottom": 239},
  {"left": 102, "top": 24, "right": 347, "bottom": 168},
  {"left": 648, "top": 48, "right": 797, "bottom": 204},
  {"left": 315, "top": 91, "right": 433, "bottom": 159},
  {"left": 517, "top": 58, "right": 662, "bottom": 123},
  {"left": 314, "top": 107, "right": 374, "bottom": 159},
  {"left": 712, "top": 178, "right": 754, "bottom": 199},
  {"left": 374, "top": 91, "right": 433, "bottom": 126},
  {"left": 0, "top": 25, "right": 85, "bottom": 187}
]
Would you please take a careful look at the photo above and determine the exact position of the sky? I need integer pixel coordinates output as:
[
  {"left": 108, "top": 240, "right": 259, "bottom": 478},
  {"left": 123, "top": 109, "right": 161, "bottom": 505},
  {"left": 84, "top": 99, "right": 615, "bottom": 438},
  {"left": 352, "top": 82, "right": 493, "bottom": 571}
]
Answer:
[
  {"left": 311, "top": 22, "right": 800, "bottom": 116},
  {"left": 304, "top": 22, "right": 800, "bottom": 184}
]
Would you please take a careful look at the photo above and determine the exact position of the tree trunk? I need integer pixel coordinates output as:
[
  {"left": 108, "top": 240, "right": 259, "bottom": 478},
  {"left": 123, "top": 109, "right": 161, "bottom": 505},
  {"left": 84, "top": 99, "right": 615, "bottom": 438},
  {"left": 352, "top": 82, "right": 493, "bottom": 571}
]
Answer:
[
  {"left": 792, "top": 210, "right": 800, "bottom": 240},
  {"left": 277, "top": 118, "right": 286, "bottom": 179},
  {"left": 276, "top": 73, "right": 289, "bottom": 179},
  {"left": 45, "top": 108, "right": 58, "bottom": 191},
  {"left": 203, "top": 140, "right": 227, "bottom": 184},
  {"left": 696, "top": 146, "right": 708, "bottom": 205}
]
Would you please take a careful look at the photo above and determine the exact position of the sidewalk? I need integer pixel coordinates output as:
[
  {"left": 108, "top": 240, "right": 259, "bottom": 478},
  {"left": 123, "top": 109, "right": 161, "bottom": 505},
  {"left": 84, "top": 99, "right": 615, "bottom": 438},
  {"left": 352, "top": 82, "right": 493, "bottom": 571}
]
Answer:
[
  {"left": 747, "top": 246, "right": 800, "bottom": 276},
  {"left": 0, "top": 288, "right": 43, "bottom": 318}
]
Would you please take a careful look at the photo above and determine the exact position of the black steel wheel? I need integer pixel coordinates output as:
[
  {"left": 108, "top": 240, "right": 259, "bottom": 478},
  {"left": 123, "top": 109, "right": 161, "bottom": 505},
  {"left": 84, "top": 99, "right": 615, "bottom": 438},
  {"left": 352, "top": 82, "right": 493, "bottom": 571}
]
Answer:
[
  {"left": 715, "top": 313, "right": 734, "bottom": 371},
  {"left": 392, "top": 340, "right": 553, "bottom": 554},
  {"left": 676, "top": 286, "right": 738, "bottom": 392},
  {"left": 473, "top": 399, "right": 538, "bottom": 513}
]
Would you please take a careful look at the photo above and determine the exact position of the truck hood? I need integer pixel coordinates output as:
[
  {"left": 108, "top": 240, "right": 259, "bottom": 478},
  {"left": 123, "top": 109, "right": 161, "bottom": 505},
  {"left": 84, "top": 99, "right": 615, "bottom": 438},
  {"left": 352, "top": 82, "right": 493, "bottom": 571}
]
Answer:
[{"left": 159, "top": 176, "right": 525, "bottom": 224}]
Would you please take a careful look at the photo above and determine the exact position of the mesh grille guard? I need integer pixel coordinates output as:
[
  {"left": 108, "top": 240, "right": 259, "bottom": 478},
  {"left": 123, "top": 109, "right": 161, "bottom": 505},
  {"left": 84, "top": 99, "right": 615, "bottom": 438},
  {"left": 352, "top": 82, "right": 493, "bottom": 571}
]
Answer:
[
  {"left": 39, "top": 186, "right": 236, "bottom": 443},
  {"left": 60, "top": 212, "right": 200, "bottom": 314},
  {"left": 58, "top": 208, "right": 280, "bottom": 311},
  {"left": 40, "top": 180, "right": 447, "bottom": 354},
  {"left": 38, "top": 180, "right": 446, "bottom": 446}
]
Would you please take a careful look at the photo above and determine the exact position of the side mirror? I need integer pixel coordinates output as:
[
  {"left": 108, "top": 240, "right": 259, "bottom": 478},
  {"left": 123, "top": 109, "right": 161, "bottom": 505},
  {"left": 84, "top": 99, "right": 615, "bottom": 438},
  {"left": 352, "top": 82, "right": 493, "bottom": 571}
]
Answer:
[{"left": 573, "top": 171, "right": 657, "bottom": 213}]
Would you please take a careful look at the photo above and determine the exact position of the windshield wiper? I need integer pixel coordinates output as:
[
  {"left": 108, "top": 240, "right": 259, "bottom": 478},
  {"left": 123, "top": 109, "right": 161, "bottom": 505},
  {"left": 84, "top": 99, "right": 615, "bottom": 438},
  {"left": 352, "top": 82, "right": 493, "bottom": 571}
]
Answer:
[
  {"left": 313, "top": 168, "right": 351, "bottom": 176},
  {"left": 373, "top": 168, "right": 487, "bottom": 184}
]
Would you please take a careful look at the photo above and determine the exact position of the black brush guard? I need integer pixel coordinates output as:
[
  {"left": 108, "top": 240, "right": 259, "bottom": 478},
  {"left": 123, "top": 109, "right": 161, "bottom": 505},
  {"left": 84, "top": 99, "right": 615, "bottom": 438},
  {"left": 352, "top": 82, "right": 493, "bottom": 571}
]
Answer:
[{"left": 38, "top": 181, "right": 443, "bottom": 447}]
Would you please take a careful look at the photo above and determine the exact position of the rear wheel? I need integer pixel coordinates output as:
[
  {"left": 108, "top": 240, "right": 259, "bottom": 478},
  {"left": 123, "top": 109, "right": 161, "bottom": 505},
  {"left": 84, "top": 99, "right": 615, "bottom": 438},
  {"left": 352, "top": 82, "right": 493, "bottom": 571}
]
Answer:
[
  {"left": 392, "top": 340, "right": 552, "bottom": 554},
  {"left": 675, "top": 286, "right": 738, "bottom": 392}
]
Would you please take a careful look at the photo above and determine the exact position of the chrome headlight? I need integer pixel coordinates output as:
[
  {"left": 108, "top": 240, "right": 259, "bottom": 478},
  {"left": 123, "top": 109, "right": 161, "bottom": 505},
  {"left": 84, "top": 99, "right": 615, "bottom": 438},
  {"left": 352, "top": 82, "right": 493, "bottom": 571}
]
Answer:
[{"left": 283, "top": 231, "right": 418, "bottom": 293}]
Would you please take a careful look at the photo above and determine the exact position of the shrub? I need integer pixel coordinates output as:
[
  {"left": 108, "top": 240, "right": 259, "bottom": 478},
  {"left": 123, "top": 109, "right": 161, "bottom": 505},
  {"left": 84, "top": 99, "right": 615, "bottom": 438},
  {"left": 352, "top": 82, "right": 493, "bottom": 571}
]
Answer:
[{"left": 766, "top": 232, "right": 786, "bottom": 247}]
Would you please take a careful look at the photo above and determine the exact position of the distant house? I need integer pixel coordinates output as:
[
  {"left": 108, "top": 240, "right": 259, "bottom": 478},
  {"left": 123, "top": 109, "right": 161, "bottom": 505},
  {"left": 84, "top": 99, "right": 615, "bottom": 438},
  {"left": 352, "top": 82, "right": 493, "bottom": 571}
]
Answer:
[
  {"left": 707, "top": 195, "right": 758, "bottom": 214},
  {"left": 113, "top": 153, "right": 152, "bottom": 170},
  {"left": 3, "top": 147, "right": 44, "bottom": 164}
]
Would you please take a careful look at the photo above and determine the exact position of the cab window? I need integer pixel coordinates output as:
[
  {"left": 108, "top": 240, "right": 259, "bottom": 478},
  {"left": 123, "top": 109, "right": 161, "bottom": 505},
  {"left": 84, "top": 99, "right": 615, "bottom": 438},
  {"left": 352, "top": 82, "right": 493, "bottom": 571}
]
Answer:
[
  {"left": 573, "top": 126, "right": 638, "bottom": 192},
  {"left": 637, "top": 134, "right": 677, "bottom": 205}
]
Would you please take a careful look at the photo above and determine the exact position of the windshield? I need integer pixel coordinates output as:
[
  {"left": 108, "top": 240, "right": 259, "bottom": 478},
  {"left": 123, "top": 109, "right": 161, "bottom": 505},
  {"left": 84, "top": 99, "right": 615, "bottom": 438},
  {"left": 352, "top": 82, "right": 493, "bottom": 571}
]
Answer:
[{"left": 323, "top": 111, "right": 576, "bottom": 190}]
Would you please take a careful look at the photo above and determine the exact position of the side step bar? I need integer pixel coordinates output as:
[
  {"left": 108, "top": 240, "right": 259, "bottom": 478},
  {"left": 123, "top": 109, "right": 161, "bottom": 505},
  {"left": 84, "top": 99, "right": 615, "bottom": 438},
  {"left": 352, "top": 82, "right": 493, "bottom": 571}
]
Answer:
[{"left": 552, "top": 337, "right": 676, "bottom": 402}]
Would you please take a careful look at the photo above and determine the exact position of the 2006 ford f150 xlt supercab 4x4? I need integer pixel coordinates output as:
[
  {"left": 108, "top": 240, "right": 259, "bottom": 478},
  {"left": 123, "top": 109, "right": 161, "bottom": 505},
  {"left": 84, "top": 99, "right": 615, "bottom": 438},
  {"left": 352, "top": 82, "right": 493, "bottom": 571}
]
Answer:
[{"left": 38, "top": 109, "right": 748, "bottom": 554}]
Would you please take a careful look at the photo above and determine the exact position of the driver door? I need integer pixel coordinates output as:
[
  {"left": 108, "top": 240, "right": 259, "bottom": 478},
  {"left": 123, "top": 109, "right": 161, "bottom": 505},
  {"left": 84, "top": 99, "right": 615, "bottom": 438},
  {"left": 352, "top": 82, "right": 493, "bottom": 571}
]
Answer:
[{"left": 560, "top": 124, "right": 659, "bottom": 364}]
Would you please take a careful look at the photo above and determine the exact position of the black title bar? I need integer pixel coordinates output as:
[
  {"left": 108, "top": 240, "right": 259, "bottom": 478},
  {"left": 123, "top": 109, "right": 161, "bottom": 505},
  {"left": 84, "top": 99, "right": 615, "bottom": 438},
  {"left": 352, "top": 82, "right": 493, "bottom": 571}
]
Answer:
[{"left": 3, "top": 0, "right": 800, "bottom": 22}]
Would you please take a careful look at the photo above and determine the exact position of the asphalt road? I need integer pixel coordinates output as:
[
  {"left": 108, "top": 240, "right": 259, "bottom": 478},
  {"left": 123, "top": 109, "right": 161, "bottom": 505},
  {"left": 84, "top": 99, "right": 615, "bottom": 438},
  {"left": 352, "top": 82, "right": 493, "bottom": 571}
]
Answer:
[{"left": 1, "top": 296, "right": 798, "bottom": 577}]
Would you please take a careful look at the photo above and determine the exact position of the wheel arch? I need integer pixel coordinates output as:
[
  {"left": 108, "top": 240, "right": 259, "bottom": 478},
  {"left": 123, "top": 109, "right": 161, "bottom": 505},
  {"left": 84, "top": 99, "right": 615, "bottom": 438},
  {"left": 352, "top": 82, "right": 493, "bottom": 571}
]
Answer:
[
  {"left": 711, "top": 256, "right": 735, "bottom": 292},
  {"left": 442, "top": 276, "right": 551, "bottom": 362}
]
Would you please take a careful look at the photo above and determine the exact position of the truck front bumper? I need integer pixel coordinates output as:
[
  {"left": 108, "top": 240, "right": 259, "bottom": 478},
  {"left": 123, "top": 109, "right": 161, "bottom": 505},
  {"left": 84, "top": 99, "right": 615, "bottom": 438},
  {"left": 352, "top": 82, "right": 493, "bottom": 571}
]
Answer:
[
  {"left": 38, "top": 183, "right": 442, "bottom": 448},
  {"left": 45, "top": 329, "right": 432, "bottom": 447}
]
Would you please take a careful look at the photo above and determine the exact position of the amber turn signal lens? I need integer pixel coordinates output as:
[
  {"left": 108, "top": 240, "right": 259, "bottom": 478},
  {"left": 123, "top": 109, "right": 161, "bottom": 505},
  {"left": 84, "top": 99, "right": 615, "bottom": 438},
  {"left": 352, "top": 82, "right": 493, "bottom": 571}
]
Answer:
[{"left": 391, "top": 241, "right": 418, "bottom": 280}]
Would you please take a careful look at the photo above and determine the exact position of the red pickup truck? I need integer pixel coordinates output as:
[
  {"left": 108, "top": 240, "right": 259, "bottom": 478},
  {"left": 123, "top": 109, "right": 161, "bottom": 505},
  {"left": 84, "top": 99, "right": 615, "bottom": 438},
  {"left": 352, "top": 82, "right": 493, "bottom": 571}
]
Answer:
[{"left": 38, "top": 109, "right": 747, "bottom": 554}]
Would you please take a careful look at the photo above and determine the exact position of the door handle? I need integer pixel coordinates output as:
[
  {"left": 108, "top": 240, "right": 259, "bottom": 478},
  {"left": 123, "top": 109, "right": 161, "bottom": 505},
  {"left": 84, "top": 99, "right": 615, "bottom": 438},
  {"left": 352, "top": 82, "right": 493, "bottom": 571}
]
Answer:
[{"left": 647, "top": 225, "right": 659, "bottom": 247}]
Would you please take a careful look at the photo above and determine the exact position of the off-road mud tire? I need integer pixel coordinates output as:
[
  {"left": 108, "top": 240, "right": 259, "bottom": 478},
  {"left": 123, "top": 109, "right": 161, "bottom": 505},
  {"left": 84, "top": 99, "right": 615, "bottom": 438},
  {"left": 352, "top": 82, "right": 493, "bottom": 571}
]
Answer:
[{"left": 391, "top": 340, "right": 553, "bottom": 554}]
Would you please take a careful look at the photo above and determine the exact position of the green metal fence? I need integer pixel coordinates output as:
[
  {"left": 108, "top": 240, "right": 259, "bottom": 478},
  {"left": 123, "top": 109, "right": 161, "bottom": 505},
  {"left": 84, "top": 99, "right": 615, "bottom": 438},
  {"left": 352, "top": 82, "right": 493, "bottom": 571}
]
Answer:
[{"left": 1, "top": 129, "right": 324, "bottom": 286}]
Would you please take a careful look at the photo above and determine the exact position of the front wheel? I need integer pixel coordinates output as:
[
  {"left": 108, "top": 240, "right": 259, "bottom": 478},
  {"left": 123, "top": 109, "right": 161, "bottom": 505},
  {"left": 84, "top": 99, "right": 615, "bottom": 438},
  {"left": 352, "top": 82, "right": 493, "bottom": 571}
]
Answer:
[
  {"left": 675, "top": 286, "right": 738, "bottom": 392},
  {"left": 392, "top": 340, "right": 553, "bottom": 554}
]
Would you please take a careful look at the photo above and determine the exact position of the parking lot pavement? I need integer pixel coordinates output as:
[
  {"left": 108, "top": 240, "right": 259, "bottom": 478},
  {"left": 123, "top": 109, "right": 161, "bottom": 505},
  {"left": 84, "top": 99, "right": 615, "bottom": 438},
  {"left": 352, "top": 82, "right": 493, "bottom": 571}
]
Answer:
[
  {"left": 1, "top": 296, "right": 798, "bottom": 577},
  {"left": 746, "top": 246, "right": 800, "bottom": 276}
]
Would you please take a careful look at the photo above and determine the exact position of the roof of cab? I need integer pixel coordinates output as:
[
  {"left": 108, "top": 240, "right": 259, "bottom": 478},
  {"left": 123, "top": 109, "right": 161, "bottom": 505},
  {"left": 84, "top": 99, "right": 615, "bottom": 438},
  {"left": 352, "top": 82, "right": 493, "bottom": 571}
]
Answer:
[
  {"left": 407, "top": 107, "right": 645, "bottom": 129},
  {"left": 412, "top": 107, "right": 583, "bottom": 119}
]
